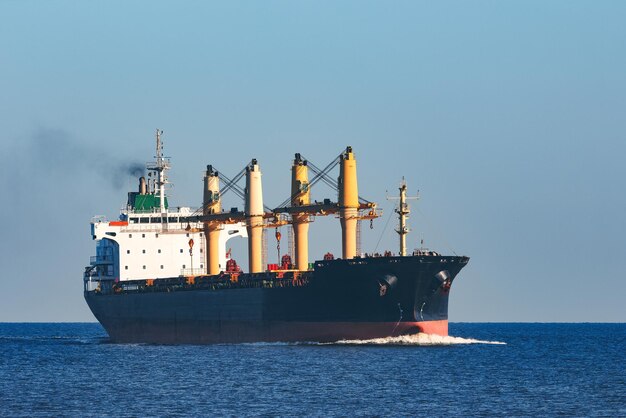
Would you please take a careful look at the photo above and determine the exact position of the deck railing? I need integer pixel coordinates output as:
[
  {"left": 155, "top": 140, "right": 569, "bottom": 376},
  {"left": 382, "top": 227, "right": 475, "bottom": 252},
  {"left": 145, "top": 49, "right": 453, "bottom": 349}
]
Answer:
[
  {"left": 180, "top": 268, "right": 207, "bottom": 276},
  {"left": 90, "top": 255, "right": 114, "bottom": 265}
]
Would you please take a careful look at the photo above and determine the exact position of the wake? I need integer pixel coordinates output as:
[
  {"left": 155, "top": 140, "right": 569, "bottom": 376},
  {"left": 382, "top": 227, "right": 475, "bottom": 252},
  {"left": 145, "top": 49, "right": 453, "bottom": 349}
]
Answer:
[
  {"left": 327, "top": 333, "right": 506, "bottom": 346},
  {"left": 223, "top": 333, "right": 506, "bottom": 346}
]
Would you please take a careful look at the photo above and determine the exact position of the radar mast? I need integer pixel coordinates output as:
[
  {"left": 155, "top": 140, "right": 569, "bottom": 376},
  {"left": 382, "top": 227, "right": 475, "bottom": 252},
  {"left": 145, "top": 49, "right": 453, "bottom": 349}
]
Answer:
[
  {"left": 388, "top": 178, "right": 418, "bottom": 256},
  {"left": 147, "top": 129, "right": 170, "bottom": 214}
]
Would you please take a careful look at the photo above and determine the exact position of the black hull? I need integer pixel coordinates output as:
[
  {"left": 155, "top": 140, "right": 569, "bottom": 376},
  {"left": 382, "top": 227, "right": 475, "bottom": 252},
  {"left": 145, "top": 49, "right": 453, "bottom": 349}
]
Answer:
[{"left": 85, "top": 255, "right": 468, "bottom": 343}]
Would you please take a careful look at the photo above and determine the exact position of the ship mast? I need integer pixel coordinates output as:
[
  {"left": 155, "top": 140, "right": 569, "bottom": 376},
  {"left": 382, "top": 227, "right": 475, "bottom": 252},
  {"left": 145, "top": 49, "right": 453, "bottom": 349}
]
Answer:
[
  {"left": 148, "top": 129, "right": 170, "bottom": 214},
  {"left": 389, "top": 178, "right": 418, "bottom": 256}
]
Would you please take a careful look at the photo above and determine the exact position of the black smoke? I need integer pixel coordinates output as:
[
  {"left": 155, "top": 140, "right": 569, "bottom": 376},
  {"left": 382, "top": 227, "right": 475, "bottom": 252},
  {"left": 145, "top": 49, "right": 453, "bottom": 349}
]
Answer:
[
  {"left": 113, "top": 162, "right": 146, "bottom": 189},
  {"left": 29, "top": 128, "right": 146, "bottom": 190}
]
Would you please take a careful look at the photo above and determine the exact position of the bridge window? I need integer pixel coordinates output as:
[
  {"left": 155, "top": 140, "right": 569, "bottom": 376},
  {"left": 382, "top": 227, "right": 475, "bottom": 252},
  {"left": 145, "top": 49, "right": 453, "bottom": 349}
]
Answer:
[
  {"left": 143, "top": 265, "right": 146, "bottom": 269},
  {"left": 125, "top": 266, "right": 128, "bottom": 270},
  {"left": 160, "top": 265, "right": 164, "bottom": 269},
  {"left": 180, "top": 249, "right": 183, "bottom": 253},
  {"left": 129, "top": 234, "right": 132, "bottom": 238},
  {"left": 158, "top": 249, "right": 161, "bottom": 254},
  {"left": 127, "top": 250, "right": 130, "bottom": 254},
  {"left": 142, "top": 250, "right": 146, "bottom": 254},
  {"left": 142, "top": 234, "right": 145, "bottom": 238}
]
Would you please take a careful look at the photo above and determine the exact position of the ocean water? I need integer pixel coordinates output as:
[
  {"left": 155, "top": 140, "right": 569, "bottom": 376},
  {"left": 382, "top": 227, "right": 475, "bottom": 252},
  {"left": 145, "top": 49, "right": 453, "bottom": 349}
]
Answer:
[{"left": 0, "top": 323, "right": 624, "bottom": 417}]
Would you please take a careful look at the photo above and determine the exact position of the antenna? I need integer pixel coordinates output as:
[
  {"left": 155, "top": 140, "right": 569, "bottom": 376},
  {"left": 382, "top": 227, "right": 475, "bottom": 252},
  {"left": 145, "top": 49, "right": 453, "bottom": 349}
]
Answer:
[
  {"left": 147, "top": 129, "right": 171, "bottom": 214},
  {"left": 387, "top": 177, "right": 418, "bottom": 256}
]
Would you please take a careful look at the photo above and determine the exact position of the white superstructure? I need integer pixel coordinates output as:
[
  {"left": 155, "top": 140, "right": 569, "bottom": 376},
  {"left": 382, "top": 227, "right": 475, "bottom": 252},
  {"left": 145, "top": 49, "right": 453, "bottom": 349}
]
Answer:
[
  {"left": 87, "top": 131, "right": 247, "bottom": 282},
  {"left": 90, "top": 213, "right": 246, "bottom": 281}
]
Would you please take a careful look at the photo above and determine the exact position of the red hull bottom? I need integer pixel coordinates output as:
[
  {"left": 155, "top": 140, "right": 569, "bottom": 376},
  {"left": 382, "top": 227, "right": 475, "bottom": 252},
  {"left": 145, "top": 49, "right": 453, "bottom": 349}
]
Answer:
[{"left": 105, "top": 320, "right": 449, "bottom": 344}]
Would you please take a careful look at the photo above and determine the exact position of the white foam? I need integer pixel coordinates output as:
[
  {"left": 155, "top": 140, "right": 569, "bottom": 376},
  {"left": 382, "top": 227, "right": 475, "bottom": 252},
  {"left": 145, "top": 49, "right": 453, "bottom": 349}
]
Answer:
[
  {"left": 220, "top": 333, "right": 506, "bottom": 346},
  {"left": 327, "top": 333, "right": 506, "bottom": 346}
]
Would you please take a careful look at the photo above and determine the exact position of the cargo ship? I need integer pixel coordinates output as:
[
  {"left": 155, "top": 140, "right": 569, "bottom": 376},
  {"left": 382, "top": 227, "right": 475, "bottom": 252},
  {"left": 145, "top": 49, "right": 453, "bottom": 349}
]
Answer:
[{"left": 84, "top": 130, "right": 469, "bottom": 343}]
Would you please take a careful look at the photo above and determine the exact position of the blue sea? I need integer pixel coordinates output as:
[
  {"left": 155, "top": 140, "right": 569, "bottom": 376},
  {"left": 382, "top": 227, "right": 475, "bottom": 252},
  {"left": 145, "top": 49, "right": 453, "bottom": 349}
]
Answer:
[{"left": 0, "top": 323, "right": 624, "bottom": 417}]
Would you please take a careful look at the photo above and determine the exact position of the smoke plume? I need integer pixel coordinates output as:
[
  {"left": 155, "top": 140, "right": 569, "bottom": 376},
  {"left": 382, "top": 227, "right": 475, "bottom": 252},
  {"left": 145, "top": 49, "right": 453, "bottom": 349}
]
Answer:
[{"left": 29, "top": 128, "right": 145, "bottom": 189}]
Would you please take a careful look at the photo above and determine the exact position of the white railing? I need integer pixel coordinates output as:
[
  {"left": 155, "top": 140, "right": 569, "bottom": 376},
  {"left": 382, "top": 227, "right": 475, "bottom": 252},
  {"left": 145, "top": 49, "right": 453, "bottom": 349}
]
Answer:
[
  {"left": 180, "top": 268, "right": 206, "bottom": 276},
  {"left": 118, "top": 222, "right": 204, "bottom": 233}
]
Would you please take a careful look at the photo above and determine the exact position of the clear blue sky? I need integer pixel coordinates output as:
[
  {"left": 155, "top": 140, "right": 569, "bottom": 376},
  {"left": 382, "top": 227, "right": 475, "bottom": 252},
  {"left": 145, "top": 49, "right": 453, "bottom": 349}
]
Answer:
[{"left": 0, "top": 1, "right": 624, "bottom": 322}]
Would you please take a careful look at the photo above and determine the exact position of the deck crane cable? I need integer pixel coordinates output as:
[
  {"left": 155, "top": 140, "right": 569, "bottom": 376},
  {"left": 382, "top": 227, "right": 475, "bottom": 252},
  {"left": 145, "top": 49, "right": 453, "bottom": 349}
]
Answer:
[
  {"left": 305, "top": 155, "right": 372, "bottom": 205},
  {"left": 274, "top": 151, "right": 375, "bottom": 211},
  {"left": 302, "top": 156, "right": 340, "bottom": 191},
  {"left": 373, "top": 202, "right": 394, "bottom": 252},
  {"left": 220, "top": 167, "right": 247, "bottom": 196},
  {"left": 305, "top": 159, "right": 339, "bottom": 192},
  {"left": 219, "top": 168, "right": 273, "bottom": 212},
  {"left": 193, "top": 167, "right": 246, "bottom": 216},
  {"left": 274, "top": 153, "right": 341, "bottom": 210},
  {"left": 192, "top": 161, "right": 288, "bottom": 217},
  {"left": 219, "top": 174, "right": 246, "bottom": 200},
  {"left": 274, "top": 156, "right": 338, "bottom": 209}
]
